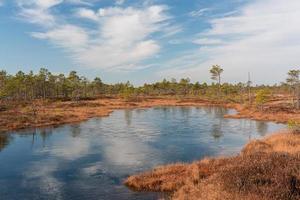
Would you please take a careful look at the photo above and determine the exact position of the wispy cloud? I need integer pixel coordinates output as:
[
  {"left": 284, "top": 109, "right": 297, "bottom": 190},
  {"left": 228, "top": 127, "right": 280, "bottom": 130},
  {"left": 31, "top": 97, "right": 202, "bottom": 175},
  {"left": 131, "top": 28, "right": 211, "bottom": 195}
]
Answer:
[
  {"left": 159, "top": 0, "right": 300, "bottom": 84},
  {"left": 16, "top": 1, "right": 176, "bottom": 71},
  {"left": 74, "top": 5, "right": 169, "bottom": 70},
  {"left": 189, "top": 8, "right": 211, "bottom": 17},
  {"left": 31, "top": 25, "right": 89, "bottom": 50},
  {"left": 76, "top": 7, "right": 98, "bottom": 20},
  {"left": 115, "top": 0, "right": 125, "bottom": 5},
  {"left": 16, "top": 0, "right": 61, "bottom": 26},
  {"left": 11, "top": 0, "right": 299, "bottom": 83},
  {"left": 193, "top": 38, "right": 223, "bottom": 45}
]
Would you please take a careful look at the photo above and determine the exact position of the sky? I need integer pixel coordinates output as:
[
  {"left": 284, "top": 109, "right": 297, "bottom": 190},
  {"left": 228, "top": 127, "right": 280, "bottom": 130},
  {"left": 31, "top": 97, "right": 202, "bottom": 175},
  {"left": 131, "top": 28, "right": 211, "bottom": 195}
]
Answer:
[{"left": 0, "top": 0, "right": 299, "bottom": 85}]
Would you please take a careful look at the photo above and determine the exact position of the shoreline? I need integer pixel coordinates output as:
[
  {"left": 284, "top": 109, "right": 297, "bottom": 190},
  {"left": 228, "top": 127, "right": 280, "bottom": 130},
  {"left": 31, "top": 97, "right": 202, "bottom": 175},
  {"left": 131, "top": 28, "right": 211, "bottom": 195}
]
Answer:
[
  {"left": 0, "top": 97, "right": 295, "bottom": 133},
  {"left": 1, "top": 96, "right": 299, "bottom": 199},
  {"left": 124, "top": 130, "right": 300, "bottom": 200}
]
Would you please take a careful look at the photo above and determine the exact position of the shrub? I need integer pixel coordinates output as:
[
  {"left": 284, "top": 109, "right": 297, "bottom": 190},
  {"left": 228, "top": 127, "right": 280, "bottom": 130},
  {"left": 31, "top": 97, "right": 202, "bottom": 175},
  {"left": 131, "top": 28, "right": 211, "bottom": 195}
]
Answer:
[
  {"left": 121, "top": 87, "right": 137, "bottom": 101},
  {"left": 255, "top": 89, "right": 270, "bottom": 110},
  {"left": 288, "top": 120, "right": 300, "bottom": 134}
]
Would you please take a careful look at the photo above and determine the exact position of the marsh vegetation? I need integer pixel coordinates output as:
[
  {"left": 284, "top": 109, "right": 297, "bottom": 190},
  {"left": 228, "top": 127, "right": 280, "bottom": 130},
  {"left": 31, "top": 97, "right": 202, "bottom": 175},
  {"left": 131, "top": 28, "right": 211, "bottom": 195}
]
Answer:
[
  {"left": 0, "top": 66, "right": 299, "bottom": 200},
  {"left": 0, "top": 107, "right": 285, "bottom": 200}
]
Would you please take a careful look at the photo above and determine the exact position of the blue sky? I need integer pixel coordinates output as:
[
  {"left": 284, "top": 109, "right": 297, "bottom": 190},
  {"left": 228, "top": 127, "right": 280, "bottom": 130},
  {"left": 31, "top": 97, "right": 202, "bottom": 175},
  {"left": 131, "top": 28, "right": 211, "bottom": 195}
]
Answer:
[{"left": 0, "top": 0, "right": 299, "bottom": 85}]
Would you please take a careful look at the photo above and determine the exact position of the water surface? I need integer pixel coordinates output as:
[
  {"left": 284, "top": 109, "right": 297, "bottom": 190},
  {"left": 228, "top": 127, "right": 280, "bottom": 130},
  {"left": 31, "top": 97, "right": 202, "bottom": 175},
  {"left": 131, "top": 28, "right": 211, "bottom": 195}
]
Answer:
[{"left": 0, "top": 107, "right": 285, "bottom": 200}]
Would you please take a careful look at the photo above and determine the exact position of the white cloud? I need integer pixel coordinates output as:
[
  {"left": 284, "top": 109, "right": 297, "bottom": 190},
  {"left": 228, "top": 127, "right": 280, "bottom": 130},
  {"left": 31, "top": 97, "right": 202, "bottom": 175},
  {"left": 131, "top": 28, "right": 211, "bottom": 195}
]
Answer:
[
  {"left": 35, "top": 0, "right": 63, "bottom": 9},
  {"left": 16, "top": 0, "right": 94, "bottom": 26},
  {"left": 193, "top": 38, "right": 223, "bottom": 45},
  {"left": 98, "top": 6, "right": 168, "bottom": 43},
  {"left": 50, "top": 137, "right": 90, "bottom": 160},
  {"left": 16, "top": 0, "right": 62, "bottom": 26},
  {"left": 16, "top": 1, "right": 173, "bottom": 71},
  {"left": 189, "top": 8, "right": 211, "bottom": 17},
  {"left": 24, "top": 160, "right": 63, "bottom": 200},
  {"left": 76, "top": 8, "right": 98, "bottom": 20},
  {"left": 76, "top": 39, "right": 160, "bottom": 71},
  {"left": 115, "top": 0, "right": 125, "bottom": 5},
  {"left": 30, "top": 5, "right": 170, "bottom": 70},
  {"left": 31, "top": 25, "right": 89, "bottom": 50},
  {"left": 159, "top": 0, "right": 300, "bottom": 84},
  {"left": 67, "top": 0, "right": 94, "bottom": 5},
  {"left": 161, "top": 24, "right": 182, "bottom": 37}
]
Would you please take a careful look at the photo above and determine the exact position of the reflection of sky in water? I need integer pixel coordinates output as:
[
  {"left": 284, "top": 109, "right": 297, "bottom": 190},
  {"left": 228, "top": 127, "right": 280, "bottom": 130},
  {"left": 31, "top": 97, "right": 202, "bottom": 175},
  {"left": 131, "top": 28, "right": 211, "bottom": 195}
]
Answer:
[{"left": 0, "top": 107, "right": 285, "bottom": 200}]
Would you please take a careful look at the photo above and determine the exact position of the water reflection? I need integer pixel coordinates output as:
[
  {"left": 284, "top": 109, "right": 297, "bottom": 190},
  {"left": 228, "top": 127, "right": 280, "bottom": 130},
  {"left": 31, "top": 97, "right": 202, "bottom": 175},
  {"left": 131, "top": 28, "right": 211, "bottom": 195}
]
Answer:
[
  {"left": 24, "top": 159, "right": 63, "bottom": 200},
  {"left": 214, "top": 107, "right": 229, "bottom": 118},
  {"left": 0, "top": 134, "right": 12, "bottom": 152},
  {"left": 71, "top": 124, "right": 81, "bottom": 138},
  {"left": 211, "top": 123, "right": 223, "bottom": 140},
  {"left": 161, "top": 107, "right": 171, "bottom": 118},
  {"left": 0, "top": 107, "right": 285, "bottom": 200},
  {"left": 203, "top": 106, "right": 229, "bottom": 119},
  {"left": 40, "top": 128, "right": 53, "bottom": 145},
  {"left": 256, "top": 121, "right": 269, "bottom": 136},
  {"left": 179, "top": 106, "right": 192, "bottom": 118},
  {"left": 21, "top": 128, "right": 54, "bottom": 147},
  {"left": 207, "top": 107, "right": 228, "bottom": 141},
  {"left": 124, "top": 110, "right": 133, "bottom": 126}
]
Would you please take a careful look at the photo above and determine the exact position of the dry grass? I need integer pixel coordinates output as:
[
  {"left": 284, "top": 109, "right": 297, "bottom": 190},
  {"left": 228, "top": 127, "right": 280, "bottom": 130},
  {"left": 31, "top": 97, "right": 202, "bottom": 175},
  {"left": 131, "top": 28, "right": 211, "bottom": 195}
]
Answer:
[
  {"left": 0, "top": 97, "right": 228, "bottom": 133},
  {"left": 171, "top": 153, "right": 300, "bottom": 200},
  {"left": 0, "top": 100, "right": 113, "bottom": 132},
  {"left": 2, "top": 97, "right": 300, "bottom": 199},
  {"left": 1, "top": 96, "right": 300, "bottom": 132},
  {"left": 225, "top": 100, "right": 300, "bottom": 123},
  {"left": 242, "top": 131, "right": 300, "bottom": 155},
  {"left": 126, "top": 163, "right": 190, "bottom": 192},
  {"left": 125, "top": 131, "right": 300, "bottom": 200}
]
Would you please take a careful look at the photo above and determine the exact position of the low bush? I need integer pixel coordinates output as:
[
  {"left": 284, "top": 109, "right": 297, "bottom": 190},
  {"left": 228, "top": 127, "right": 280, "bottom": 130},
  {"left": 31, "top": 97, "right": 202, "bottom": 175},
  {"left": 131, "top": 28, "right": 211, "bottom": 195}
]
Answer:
[{"left": 288, "top": 120, "right": 300, "bottom": 134}]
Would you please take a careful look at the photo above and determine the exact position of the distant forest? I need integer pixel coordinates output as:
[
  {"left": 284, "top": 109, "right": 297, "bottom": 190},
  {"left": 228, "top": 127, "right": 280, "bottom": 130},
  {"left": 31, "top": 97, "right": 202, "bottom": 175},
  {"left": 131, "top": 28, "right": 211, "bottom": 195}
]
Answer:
[{"left": 0, "top": 66, "right": 298, "bottom": 106}]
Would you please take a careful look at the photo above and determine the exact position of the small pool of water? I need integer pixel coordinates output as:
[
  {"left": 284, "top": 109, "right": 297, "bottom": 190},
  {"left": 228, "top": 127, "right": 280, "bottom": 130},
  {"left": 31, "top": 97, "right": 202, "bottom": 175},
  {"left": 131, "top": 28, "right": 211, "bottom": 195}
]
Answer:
[{"left": 0, "top": 107, "right": 285, "bottom": 200}]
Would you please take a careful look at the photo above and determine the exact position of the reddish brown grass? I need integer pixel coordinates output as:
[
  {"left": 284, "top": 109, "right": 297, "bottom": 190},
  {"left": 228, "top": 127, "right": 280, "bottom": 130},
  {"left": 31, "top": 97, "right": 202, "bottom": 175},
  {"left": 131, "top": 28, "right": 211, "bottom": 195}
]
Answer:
[
  {"left": 124, "top": 131, "right": 300, "bottom": 200},
  {"left": 242, "top": 131, "right": 300, "bottom": 155},
  {"left": 1, "top": 96, "right": 299, "bottom": 133}
]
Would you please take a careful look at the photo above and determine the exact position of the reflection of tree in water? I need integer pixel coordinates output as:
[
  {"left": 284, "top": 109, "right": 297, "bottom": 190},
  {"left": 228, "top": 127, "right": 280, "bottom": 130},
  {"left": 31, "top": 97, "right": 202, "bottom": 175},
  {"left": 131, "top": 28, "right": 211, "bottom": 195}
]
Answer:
[
  {"left": 211, "top": 108, "right": 227, "bottom": 140},
  {"left": 135, "top": 108, "right": 147, "bottom": 115},
  {"left": 211, "top": 122, "right": 223, "bottom": 140},
  {"left": 124, "top": 110, "right": 133, "bottom": 126},
  {"left": 0, "top": 134, "right": 13, "bottom": 152},
  {"left": 161, "top": 107, "right": 171, "bottom": 118},
  {"left": 256, "top": 121, "right": 268, "bottom": 136},
  {"left": 203, "top": 107, "right": 213, "bottom": 115},
  {"left": 213, "top": 107, "right": 229, "bottom": 118},
  {"left": 240, "top": 120, "right": 254, "bottom": 141},
  {"left": 16, "top": 129, "right": 40, "bottom": 148},
  {"left": 203, "top": 107, "right": 228, "bottom": 119},
  {"left": 204, "top": 107, "right": 227, "bottom": 141},
  {"left": 39, "top": 128, "right": 53, "bottom": 146},
  {"left": 71, "top": 124, "right": 81, "bottom": 138},
  {"left": 179, "top": 107, "right": 191, "bottom": 118}
]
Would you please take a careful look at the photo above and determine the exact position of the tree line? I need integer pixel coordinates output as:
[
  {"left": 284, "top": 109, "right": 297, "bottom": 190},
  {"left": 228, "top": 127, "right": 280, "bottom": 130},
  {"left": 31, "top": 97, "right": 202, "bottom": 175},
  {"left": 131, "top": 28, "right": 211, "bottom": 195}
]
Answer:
[
  {"left": 0, "top": 66, "right": 299, "bottom": 108},
  {"left": 0, "top": 68, "right": 105, "bottom": 100}
]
